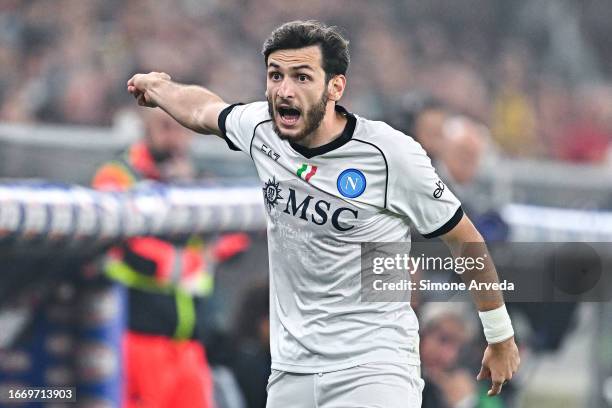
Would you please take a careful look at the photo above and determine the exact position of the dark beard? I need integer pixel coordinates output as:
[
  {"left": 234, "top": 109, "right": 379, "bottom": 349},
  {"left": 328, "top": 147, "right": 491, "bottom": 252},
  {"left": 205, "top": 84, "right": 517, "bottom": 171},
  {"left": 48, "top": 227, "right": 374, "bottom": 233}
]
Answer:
[{"left": 267, "top": 91, "right": 328, "bottom": 142}]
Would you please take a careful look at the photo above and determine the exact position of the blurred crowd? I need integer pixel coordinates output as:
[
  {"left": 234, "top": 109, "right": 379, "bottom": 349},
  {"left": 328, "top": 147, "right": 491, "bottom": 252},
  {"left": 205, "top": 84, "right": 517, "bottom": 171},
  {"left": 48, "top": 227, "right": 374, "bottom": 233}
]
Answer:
[
  {"left": 0, "top": 2, "right": 602, "bottom": 407},
  {"left": 1, "top": 0, "right": 612, "bottom": 163}
]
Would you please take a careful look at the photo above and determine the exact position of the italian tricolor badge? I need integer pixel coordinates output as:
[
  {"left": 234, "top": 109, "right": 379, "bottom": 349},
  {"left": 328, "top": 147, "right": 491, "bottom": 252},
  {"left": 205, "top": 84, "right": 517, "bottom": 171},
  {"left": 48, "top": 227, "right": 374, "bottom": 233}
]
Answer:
[{"left": 297, "top": 164, "right": 318, "bottom": 182}]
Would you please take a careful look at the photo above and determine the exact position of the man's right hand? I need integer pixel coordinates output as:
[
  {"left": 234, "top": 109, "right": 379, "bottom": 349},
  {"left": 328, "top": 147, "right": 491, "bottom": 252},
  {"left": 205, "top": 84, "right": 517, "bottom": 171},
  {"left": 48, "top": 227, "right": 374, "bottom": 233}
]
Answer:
[
  {"left": 127, "top": 72, "right": 171, "bottom": 107},
  {"left": 124, "top": 72, "right": 227, "bottom": 136}
]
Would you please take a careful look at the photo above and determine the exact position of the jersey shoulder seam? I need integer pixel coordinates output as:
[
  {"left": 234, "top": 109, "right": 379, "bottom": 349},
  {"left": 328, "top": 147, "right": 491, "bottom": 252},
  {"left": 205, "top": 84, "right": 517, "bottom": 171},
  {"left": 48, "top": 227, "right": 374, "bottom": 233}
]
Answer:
[
  {"left": 249, "top": 119, "right": 273, "bottom": 159},
  {"left": 349, "top": 138, "right": 389, "bottom": 209}
]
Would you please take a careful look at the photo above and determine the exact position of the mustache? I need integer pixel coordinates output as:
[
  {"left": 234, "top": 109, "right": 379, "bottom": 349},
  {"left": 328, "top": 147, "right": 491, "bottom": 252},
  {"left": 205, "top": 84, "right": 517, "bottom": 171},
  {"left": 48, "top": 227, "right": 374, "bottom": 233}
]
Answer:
[{"left": 274, "top": 101, "right": 301, "bottom": 111}]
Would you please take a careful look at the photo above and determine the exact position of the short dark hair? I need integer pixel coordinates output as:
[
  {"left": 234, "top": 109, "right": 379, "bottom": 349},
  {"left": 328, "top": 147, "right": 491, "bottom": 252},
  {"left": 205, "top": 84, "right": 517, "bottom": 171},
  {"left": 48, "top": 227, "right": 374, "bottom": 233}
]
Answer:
[
  {"left": 262, "top": 20, "right": 350, "bottom": 83},
  {"left": 401, "top": 92, "right": 444, "bottom": 136}
]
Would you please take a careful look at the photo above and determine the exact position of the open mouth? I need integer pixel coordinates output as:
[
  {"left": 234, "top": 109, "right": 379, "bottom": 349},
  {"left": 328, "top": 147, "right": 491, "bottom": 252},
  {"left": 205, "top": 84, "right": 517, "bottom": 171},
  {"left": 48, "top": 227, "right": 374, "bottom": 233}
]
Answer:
[{"left": 277, "top": 106, "right": 301, "bottom": 126}]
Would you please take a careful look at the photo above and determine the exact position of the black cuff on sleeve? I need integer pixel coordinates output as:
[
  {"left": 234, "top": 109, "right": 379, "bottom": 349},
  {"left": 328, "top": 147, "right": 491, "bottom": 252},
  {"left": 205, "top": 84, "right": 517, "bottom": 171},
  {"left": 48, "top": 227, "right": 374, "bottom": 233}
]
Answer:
[
  {"left": 422, "top": 206, "right": 464, "bottom": 239},
  {"left": 218, "top": 103, "right": 245, "bottom": 151}
]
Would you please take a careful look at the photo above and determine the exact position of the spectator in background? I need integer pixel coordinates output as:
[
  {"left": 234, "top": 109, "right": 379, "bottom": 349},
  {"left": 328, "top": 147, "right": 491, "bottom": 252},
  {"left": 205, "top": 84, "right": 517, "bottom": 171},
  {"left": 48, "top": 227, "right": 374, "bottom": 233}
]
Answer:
[
  {"left": 439, "top": 116, "right": 513, "bottom": 240},
  {"left": 400, "top": 92, "right": 448, "bottom": 161},
  {"left": 400, "top": 94, "right": 492, "bottom": 210},
  {"left": 92, "top": 108, "right": 214, "bottom": 408},
  {"left": 491, "top": 44, "right": 540, "bottom": 157},
  {"left": 3, "top": 0, "right": 612, "bottom": 165},
  {"left": 231, "top": 282, "right": 271, "bottom": 408},
  {"left": 426, "top": 62, "right": 490, "bottom": 125},
  {"left": 403, "top": 100, "right": 508, "bottom": 240},
  {"left": 534, "top": 76, "right": 574, "bottom": 159},
  {"left": 419, "top": 303, "right": 505, "bottom": 408},
  {"left": 439, "top": 116, "right": 488, "bottom": 187},
  {"left": 556, "top": 83, "right": 612, "bottom": 163}
]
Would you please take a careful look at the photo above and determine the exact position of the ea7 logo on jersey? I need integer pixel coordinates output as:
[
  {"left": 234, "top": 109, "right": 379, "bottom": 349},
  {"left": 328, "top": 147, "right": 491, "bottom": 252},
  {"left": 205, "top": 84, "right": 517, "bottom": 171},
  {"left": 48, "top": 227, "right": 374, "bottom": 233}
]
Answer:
[
  {"left": 337, "top": 169, "right": 366, "bottom": 198},
  {"left": 260, "top": 143, "right": 280, "bottom": 161},
  {"left": 433, "top": 180, "right": 445, "bottom": 199}
]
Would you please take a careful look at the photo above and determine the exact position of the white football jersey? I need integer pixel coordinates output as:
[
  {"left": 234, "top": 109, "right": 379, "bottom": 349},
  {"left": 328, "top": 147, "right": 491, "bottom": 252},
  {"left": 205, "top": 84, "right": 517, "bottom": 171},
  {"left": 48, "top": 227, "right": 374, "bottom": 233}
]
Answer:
[{"left": 219, "top": 102, "right": 462, "bottom": 373}]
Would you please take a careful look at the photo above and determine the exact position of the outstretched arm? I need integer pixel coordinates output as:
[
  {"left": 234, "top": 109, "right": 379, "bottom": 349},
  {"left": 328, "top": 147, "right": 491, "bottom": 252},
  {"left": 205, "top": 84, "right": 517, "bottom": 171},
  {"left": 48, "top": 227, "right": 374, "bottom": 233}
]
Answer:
[
  {"left": 127, "top": 72, "right": 228, "bottom": 136},
  {"left": 441, "top": 214, "right": 520, "bottom": 397}
]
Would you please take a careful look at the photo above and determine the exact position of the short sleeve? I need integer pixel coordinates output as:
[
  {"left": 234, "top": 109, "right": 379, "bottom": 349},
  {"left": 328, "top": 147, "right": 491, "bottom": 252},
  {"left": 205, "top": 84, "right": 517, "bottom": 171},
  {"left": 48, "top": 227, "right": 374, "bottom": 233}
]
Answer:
[
  {"left": 385, "top": 135, "right": 463, "bottom": 238},
  {"left": 217, "top": 101, "right": 270, "bottom": 155}
]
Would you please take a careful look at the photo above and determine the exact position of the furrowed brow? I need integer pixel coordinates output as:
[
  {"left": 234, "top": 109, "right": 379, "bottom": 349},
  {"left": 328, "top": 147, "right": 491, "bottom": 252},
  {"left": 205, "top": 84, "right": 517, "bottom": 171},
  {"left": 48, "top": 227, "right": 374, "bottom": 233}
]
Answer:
[{"left": 291, "top": 65, "right": 315, "bottom": 72}]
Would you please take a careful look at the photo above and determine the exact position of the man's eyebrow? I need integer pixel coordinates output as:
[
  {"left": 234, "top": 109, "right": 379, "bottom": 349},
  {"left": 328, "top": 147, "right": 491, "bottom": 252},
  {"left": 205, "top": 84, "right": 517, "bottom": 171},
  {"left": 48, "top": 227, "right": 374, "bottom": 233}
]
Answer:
[
  {"left": 291, "top": 64, "right": 315, "bottom": 72},
  {"left": 267, "top": 62, "right": 315, "bottom": 72}
]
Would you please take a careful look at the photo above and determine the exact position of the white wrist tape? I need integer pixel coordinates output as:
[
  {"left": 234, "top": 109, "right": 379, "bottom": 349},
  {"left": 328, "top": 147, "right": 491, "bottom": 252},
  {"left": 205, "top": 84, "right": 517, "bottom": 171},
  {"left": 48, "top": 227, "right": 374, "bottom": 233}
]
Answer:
[{"left": 478, "top": 304, "right": 514, "bottom": 344}]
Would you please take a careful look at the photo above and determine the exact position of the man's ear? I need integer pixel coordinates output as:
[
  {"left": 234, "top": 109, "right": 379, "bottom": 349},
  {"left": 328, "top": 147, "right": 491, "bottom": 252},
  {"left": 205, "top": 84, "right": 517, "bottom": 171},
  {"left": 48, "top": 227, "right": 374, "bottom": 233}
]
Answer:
[
  {"left": 265, "top": 89, "right": 269, "bottom": 99},
  {"left": 327, "top": 75, "right": 346, "bottom": 102}
]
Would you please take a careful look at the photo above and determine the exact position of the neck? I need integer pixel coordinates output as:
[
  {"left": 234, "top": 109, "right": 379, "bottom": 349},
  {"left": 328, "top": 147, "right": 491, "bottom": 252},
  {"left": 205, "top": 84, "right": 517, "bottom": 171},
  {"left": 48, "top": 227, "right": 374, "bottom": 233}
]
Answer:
[{"left": 296, "top": 103, "right": 347, "bottom": 148}]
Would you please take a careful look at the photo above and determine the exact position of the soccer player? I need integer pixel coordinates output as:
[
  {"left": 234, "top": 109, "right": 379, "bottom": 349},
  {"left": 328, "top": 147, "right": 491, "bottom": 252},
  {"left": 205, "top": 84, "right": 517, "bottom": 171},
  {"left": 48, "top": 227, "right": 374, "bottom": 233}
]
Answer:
[{"left": 126, "top": 20, "right": 520, "bottom": 408}]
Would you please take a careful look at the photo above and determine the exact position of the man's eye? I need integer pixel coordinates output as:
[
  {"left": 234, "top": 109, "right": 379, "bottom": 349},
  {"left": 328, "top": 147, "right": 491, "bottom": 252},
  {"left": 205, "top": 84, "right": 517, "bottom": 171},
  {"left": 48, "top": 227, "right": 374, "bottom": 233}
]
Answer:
[
  {"left": 298, "top": 74, "right": 309, "bottom": 82},
  {"left": 270, "top": 72, "right": 281, "bottom": 81}
]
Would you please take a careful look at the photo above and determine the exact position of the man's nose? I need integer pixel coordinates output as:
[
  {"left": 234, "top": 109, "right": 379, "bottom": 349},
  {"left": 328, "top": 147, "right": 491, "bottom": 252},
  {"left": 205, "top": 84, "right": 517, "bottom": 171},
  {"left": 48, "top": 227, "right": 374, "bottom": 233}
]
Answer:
[{"left": 277, "top": 78, "right": 295, "bottom": 99}]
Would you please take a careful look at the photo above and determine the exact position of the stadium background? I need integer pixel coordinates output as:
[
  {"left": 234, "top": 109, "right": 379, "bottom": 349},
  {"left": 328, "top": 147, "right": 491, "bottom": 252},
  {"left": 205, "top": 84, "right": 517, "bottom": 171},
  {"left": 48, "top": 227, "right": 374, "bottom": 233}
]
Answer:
[{"left": 1, "top": 0, "right": 611, "bottom": 407}]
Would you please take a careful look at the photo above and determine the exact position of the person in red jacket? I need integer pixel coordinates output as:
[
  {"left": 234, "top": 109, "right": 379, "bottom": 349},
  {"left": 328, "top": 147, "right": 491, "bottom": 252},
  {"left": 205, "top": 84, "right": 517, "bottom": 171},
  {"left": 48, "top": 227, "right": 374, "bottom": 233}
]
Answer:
[{"left": 93, "top": 108, "right": 248, "bottom": 408}]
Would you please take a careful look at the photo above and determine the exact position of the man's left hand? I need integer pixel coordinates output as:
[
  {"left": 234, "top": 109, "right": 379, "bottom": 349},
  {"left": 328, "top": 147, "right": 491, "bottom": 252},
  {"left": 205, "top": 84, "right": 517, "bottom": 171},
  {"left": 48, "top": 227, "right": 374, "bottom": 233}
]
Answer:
[{"left": 476, "top": 336, "right": 520, "bottom": 396}]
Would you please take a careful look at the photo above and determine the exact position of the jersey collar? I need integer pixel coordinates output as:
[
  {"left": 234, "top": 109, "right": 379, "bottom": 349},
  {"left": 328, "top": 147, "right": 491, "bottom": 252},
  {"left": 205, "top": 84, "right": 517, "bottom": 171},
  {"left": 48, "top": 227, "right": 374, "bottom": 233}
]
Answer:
[{"left": 289, "top": 105, "right": 356, "bottom": 159}]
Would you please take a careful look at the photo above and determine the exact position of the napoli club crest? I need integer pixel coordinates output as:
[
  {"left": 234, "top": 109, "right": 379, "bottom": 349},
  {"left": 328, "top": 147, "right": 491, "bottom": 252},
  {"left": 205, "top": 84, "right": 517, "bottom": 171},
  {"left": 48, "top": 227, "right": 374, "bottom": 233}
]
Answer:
[{"left": 337, "top": 169, "right": 366, "bottom": 198}]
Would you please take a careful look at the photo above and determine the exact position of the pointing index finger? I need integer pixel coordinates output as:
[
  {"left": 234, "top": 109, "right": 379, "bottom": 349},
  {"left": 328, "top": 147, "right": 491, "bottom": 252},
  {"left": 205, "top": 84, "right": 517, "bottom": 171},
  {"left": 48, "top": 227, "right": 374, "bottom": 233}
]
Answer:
[{"left": 488, "top": 379, "right": 505, "bottom": 396}]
